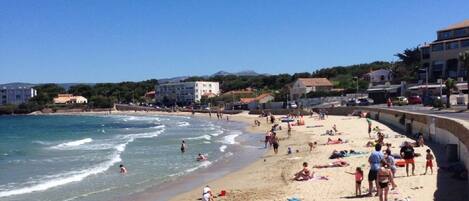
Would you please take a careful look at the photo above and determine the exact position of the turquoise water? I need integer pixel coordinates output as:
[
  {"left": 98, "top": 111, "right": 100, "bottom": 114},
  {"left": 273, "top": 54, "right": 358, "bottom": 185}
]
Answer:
[{"left": 0, "top": 114, "right": 247, "bottom": 201}]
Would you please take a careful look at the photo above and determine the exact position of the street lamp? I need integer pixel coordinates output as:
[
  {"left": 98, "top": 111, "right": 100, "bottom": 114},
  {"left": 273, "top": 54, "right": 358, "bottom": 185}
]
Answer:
[{"left": 353, "top": 76, "right": 359, "bottom": 98}]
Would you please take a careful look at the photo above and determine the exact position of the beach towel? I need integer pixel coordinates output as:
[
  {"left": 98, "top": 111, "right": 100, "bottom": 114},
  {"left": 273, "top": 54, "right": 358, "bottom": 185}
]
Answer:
[
  {"left": 306, "top": 125, "right": 324, "bottom": 128},
  {"left": 287, "top": 198, "right": 301, "bottom": 201}
]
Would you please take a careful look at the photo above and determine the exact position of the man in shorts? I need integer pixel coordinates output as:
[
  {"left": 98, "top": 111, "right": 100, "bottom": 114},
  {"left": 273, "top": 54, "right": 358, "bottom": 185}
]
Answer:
[
  {"left": 368, "top": 144, "right": 384, "bottom": 196},
  {"left": 400, "top": 141, "right": 415, "bottom": 176}
]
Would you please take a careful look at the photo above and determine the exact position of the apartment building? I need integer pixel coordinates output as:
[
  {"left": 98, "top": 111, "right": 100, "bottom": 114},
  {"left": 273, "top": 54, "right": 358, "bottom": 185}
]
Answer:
[
  {"left": 0, "top": 86, "right": 37, "bottom": 105},
  {"left": 155, "top": 81, "right": 220, "bottom": 105},
  {"left": 420, "top": 19, "right": 469, "bottom": 81}
]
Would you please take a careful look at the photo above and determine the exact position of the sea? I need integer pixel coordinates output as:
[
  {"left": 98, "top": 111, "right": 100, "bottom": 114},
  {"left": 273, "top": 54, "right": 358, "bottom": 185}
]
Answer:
[{"left": 0, "top": 114, "right": 260, "bottom": 201}]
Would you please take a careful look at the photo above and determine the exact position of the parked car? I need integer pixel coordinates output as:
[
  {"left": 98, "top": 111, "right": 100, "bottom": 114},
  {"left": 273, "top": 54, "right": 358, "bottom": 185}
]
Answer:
[
  {"left": 407, "top": 96, "right": 422, "bottom": 105},
  {"left": 346, "top": 99, "right": 359, "bottom": 106},
  {"left": 357, "top": 98, "right": 371, "bottom": 106},
  {"left": 392, "top": 96, "right": 409, "bottom": 106}
]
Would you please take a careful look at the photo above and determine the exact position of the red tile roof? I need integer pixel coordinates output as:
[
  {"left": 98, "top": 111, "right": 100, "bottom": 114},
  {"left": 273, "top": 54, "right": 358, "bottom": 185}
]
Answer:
[
  {"left": 439, "top": 19, "right": 469, "bottom": 31},
  {"left": 297, "top": 78, "right": 333, "bottom": 87},
  {"left": 240, "top": 93, "right": 273, "bottom": 104}
]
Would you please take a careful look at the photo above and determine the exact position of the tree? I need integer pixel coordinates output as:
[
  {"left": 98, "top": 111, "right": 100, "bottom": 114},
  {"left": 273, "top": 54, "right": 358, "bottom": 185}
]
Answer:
[
  {"left": 444, "top": 78, "right": 458, "bottom": 108},
  {"left": 68, "top": 84, "right": 93, "bottom": 99},
  {"left": 459, "top": 51, "right": 469, "bottom": 109},
  {"left": 394, "top": 47, "right": 421, "bottom": 82}
]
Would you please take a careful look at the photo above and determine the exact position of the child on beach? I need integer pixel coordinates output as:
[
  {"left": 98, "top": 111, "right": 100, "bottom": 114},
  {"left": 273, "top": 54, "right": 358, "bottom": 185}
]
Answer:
[
  {"left": 424, "top": 149, "right": 434, "bottom": 175},
  {"left": 119, "top": 164, "right": 127, "bottom": 174},
  {"left": 346, "top": 167, "right": 364, "bottom": 196}
]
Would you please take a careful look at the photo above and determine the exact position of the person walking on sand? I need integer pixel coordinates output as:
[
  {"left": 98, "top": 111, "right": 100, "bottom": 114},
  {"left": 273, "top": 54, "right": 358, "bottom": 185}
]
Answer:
[
  {"left": 400, "top": 141, "right": 415, "bottom": 176},
  {"left": 264, "top": 131, "right": 271, "bottom": 149},
  {"left": 271, "top": 132, "right": 279, "bottom": 154},
  {"left": 424, "top": 149, "right": 434, "bottom": 175},
  {"left": 367, "top": 144, "right": 384, "bottom": 196},
  {"left": 180, "top": 140, "right": 186, "bottom": 153},
  {"left": 377, "top": 160, "right": 394, "bottom": 201}
]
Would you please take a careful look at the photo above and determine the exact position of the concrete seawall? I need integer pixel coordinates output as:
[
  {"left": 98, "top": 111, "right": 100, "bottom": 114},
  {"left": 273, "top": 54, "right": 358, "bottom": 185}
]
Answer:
[{"left": 321, "top": 106, "right": 469, "bottom": 177}]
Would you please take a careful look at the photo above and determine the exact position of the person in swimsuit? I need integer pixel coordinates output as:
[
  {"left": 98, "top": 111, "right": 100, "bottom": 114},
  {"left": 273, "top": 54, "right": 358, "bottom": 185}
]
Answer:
[
  {"left": 264, "top": 131, "right": 271, "bottom": 149},
  {"left": 180, "top": 140, "right": 186, "bottom": 153},
  {"left": 294, "top": 162, "right": 313, "bottom": 181},
  {"left": 377, "top": 160, "right": 394, "bottom": 201},
  {"left": 271, "top": 133, "right": 279, "bottom": 154},
  {"left": 424, "top": 149, "right": 434, "bottom": 175},
  {"left": 202, "top": 185, "right": 214, "bottom": 201},
  {"left": 119, "top": 164, "right": 127, "bottom": 174},
  {"left": 197, "top": 153, "right": 207, "bottom": 161}
]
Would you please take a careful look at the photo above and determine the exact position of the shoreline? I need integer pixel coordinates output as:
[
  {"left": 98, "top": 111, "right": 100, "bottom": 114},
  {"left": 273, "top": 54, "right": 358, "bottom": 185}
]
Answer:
[
  {"left": 23, "top": 110, "right": 467, "bottom": 201},
  {"left": 38, "top": 110, "right": 270, "bottom": 201}
]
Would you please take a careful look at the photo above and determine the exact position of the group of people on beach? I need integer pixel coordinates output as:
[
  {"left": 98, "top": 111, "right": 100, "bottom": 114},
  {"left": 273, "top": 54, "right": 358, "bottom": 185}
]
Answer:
[{"left": 288, "top": 113, "right": 437, "bottom": 201}]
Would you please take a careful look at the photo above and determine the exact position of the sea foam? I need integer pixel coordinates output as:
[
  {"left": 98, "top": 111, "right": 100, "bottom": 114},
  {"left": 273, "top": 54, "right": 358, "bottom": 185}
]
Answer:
[
  {"left": 50, "top": 138, "right": 93, "bottom": 149},
  {"left": 0, "top": 128, "right": 165, "bottom": 198}
]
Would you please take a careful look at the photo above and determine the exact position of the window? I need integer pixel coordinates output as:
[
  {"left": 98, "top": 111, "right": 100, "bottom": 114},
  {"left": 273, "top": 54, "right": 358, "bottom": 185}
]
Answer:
[
  {"left": 438, "top": 31, "right": 451, "bottom": 40},
  {"left": 462, "top": 39, "right": 469, "bottom": 47},
  {"left": 445, "top": 41, "right": 459, "bottom": 50},
  {"left": 454, "top": 28, "right": 467, "bottom": 37},
  {"left": 431, "top": 43, "right": 444, "bottom": 52}
]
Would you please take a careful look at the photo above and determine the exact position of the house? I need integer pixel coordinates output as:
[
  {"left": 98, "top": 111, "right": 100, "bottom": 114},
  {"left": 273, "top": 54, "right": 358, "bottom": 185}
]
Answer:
[
  {"left": 144, "top": 91, "right": 156, "bottom": 99},
  {"left": 0, "top": 85, "right": 37, "bottom": 105},
  {"left": 155, "top": 81, "right": 220, "bottom": 105},
  {"left": 53, "top": 94, "right": 88, "bottom": 104},
  {"left": 239, "top": 93, "right": 275, "bottom": 110},
  {"left": 420, "top": 19, "right": 469, "bottom": 81},
  {"left": 290, "top": 78, "right": 333, "bottom": 100},
  {"left": 240, "top": 93, "right": 274, "bottom": 104},
  {"left": 364, "top": 69, "right": 394, "bottom": 85}
]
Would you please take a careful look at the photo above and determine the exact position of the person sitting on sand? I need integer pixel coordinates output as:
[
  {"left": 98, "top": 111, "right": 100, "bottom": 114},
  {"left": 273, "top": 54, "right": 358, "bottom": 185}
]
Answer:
[
  {"left": 197, "top": 153, "right": 207, "bottom": 161},
  {"left": 202, "top": 185, "right": 214, "bottom": 201},
  {"left": 294, "top": 162, "right": 313, "bottom": 181},
  {"left": 332, "top": 124, "right": 338, "bottom": 133},
  {"left": 119, "top": 164, "right": 127, "bottom": 174},
  {"left": 313, "top": 160, "right": 350, "bottom": 168}
]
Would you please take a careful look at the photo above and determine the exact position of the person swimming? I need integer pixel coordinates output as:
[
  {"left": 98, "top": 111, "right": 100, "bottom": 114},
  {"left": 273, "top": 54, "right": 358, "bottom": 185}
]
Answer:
[
  {"left": 197, "top": 153, "right": 207, "bottom": 161},
  {"left": 119, "top": 164, "right": 127, "bottom": 174}
]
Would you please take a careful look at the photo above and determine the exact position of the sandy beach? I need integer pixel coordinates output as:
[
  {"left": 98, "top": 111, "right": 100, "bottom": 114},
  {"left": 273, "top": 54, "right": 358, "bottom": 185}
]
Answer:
[{"left": 161, "top": 111, "right": 461, "bottom": 201}]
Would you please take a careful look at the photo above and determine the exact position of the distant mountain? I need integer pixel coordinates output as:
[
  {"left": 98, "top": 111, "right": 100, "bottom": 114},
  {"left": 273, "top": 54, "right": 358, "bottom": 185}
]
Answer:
[
  {"left": 0, "top": 82, "right": 94, "bottom": 90},
  {"left": 211, "top": 70, "right": 267, "bottom": 77},
  {"left": 157, "top": 76, "right": 189, "bottom": 84}
]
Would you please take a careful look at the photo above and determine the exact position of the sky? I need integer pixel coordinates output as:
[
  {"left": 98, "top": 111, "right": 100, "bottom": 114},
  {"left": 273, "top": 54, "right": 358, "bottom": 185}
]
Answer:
[{"left": 1, "top": 1, "right": 468, "bottom": 83}]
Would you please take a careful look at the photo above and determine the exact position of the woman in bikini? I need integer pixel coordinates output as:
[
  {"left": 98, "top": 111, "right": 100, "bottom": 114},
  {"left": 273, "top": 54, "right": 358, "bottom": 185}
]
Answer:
[
  {"left": 294, "top": 162, "right": 313, "bottom": 181},
  {"left": 377, "top": 160, "right": 395, "bottom": 201}
]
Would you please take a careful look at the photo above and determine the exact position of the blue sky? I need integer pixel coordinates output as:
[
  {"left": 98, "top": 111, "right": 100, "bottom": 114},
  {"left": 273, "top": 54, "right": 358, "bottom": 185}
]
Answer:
[{"left": 1, "top": 1, "right": 468, "bottom": 83}]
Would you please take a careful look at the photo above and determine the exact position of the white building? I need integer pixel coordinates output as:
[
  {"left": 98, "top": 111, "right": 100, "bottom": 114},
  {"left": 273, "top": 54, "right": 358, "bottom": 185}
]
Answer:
[
  {"left": 155, "top": 81, "right": 220, "bottom": 104},
  {"left": 365, "top": 69, "right": 394, "bottom": 85},
  {"left": 53, "top": 94, "right": 88, "bottom": 104},
  {"left": 0, "top": 86, "right": 37, "bottom": 105}
]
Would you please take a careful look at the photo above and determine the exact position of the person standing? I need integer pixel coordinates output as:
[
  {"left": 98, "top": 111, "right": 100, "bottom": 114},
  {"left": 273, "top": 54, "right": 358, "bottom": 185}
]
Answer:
[
  {"left": 367, "top": 144, "right": 384, "bottom": 196},
  {"left": 367, "top": 118, "right": 372, "bottom": 138},
  {"left": 377, "top": 160, "right": 394, "bottom": 201},
  {"left": 180, "top": 140, "right": 186, "bottom": 153},
  {"left": 271, "top": 132, "right": 279, "bottom": 154},
  {"left": 400, "top": 141, "right": 415, "bottom": 176}
]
